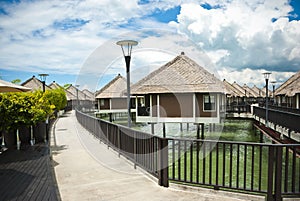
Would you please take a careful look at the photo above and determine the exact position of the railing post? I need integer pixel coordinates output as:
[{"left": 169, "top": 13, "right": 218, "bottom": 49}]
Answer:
[
  {"left": 267, "top": 146, "right": 274, "bottom": 201},
  {"left": 118, "top": 126, "right": 121, "bottom": 157},
  {"left": 134, "top": 131, "right": 137, "bottom": 169},
  {"left": 274, "top": 146, "right": 283, "bottom": 201},
  {"left": 158, "top": 137, "right": 169, "bottom": 187}
]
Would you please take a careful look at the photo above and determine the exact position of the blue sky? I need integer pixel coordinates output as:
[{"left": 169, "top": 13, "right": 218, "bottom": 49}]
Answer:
[{"left": 0, "top": 0, "right": 300, "bottom": 91}]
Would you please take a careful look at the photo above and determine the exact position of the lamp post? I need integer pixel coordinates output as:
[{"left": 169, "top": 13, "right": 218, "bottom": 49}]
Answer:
[
  {"left": 75, "top": 84, "right": 80, "bottom": 109},
  {"left": 38, "top": 73, "right": 49, "bottom": 143},
  {"left": 271, "top": 81, "right": 276, "bottom": 105},
  {"left": 263, "top": 72, "right": 271, "bottom": 127},
  {"left": 38, "top": 73, "right": 49, "bottom": 92},
  {"left": 116, "top": 40, "right": 138, "bottom": 128}
]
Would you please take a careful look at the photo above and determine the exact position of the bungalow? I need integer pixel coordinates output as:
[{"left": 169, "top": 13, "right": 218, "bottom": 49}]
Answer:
[
  {"left": 275, "top": 70, "right": 300, "bottom": 109},
  {"left": 95, "top": 74, "right": 135, "bottom": 114},
  {"left": 21, "top": 76, "right": 51, "bottom": 91},
  {"left": 223, "top": 79, "right": 244, "bottom": 106},
  {"left": 131, "top": 52, "right": 226, "bottom": 124}
]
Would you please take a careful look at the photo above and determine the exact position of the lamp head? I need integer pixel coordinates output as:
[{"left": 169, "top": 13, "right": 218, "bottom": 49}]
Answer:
[
  {"left": 116, "top": 40, "right": 138, "bottom": 57},
  {"left": 262, "top": 72, "right": 271, "bottom": 80},
  {"left": 38, "top": 73, "right": 49, "bottom": 82}
]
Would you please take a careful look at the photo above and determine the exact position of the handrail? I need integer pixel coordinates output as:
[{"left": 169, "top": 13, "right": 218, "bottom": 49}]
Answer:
[
  {"left": 75, "top": 109, "right": 300, "bottom": 200},
  {"left": 253, "top": 106, "right": 300, "bottom": 133}
]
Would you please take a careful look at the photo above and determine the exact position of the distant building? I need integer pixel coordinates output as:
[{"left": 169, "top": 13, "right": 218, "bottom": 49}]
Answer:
[
  {"left": 131, "top": 52, "right": 226, "bottom": 124},
  {"left": 95, "top": 74, "right": 135, "bottom": 114},
  {"left": 275, "top": 70, "right": 300, "bottom": 108},
  {"left": 21, "top": 76, "right": 51, "bottom": 91},
  {"left": 223, "top": 80, "right": 244, "bottom": 105}
]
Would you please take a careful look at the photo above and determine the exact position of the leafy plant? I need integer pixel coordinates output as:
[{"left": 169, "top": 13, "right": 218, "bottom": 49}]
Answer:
[{"left": 0, "top": 88, "right": 67, "bottom": 132}]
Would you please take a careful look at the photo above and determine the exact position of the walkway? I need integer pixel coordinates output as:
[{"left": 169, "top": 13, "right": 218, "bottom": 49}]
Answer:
[
  {"left": 51, "top": 111, "right": 265, "bottom": 201},
  {"left": 0, "top": 143, "right": 60, "bottom": 201}
]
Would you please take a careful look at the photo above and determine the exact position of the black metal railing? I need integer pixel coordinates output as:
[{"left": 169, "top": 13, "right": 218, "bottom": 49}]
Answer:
[
  {"left": 75, "top": 110, "right": 300, "bottom": 200},
  {"left": 269, "top": 105, "right": 300, "bottom": 115},
  {"left": 168, "top": 138, "right": 300, "bottom": 200},
  {"left": 253, "top": 106, "right": 300, "bottom": 133},
  {"left": 76, "top": 110, "right": 168, "bottom": 185},
  {"left": 226, "top": 104, "right": 251, "bottom": 114}
]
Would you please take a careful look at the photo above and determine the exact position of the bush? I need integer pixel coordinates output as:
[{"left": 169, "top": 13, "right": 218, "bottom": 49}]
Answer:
[{"left": 0, "top": 88, "right": 67, "bottom": 132}]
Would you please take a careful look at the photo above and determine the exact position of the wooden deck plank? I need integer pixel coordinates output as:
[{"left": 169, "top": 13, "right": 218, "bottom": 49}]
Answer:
[{"left": 0, "top": 143, "right": 60, "bottom": 201}]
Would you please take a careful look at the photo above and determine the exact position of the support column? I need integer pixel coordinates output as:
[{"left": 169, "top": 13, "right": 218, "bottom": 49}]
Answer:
[
  {"left": 163, "top": 123, "right": 166, "bottom": 138},
  {"left": 149, "top": 123, "right": 156, "bottom": 134},
  {"left": 201, "top": 123, "right": 205, "bottom": 139}
]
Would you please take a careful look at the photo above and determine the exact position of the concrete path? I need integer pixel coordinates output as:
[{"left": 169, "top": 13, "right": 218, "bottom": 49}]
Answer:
[{"left": 50, "top": 111, "right": 265, "bottom": 201}]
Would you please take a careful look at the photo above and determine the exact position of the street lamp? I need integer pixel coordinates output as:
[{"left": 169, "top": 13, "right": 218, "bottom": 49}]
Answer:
[
  {"left": 75, "top": 84, "right": 80, "bottom": 109},
  {"left": 116, "top": 40, "right": 138, "bottom": 128},
  {"left": 271, "top": 81, "right": 276, "bottom": 105},
  {"left": 38, "top": 73, "right": 49, "bottom": 143},
  {"left": 38, "top": 73, "right": 49, "bottom": 92},
  {"left": 263, "top": 72, "right": 271, "bottom": 127}
]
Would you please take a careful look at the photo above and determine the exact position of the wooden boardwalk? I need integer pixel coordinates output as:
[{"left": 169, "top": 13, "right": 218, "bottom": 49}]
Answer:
[{"left": 0, "top": 143, "right": 60, "bottom": 201}]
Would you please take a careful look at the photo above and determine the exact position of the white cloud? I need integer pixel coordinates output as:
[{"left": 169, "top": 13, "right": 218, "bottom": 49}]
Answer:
[
  {"left": 0, "top": 0, "right": 180, "bottom": 75},
  {"left": 174, "top": 0, "right": 300, "bottom": 72},
  {"left": 218, "top": 67, "right": 295, "bottom": 88},
  {"left": 0, "top": 0, "right": 299, "bottom": 91}
]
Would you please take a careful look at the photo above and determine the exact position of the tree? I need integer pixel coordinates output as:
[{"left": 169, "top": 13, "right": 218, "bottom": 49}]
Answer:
[{"left": 11, "top": 79, "right": 21, "bottom": 84}]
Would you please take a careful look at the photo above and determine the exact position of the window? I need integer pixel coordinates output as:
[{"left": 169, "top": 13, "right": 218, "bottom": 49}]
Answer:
[
  {"left": 203, "top": 95, "right": 216, "bottom": 111},
  {"left": 100, "top": 99, "right": 105, "bottom": 106}
]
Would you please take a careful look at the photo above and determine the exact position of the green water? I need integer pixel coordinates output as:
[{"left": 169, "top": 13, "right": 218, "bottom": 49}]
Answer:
[
  {"left": 114, "top": 118, "right": 268, "bottom": 143},
  {"left": 107, "top": 117, "right": 299, "bottom": 192}
]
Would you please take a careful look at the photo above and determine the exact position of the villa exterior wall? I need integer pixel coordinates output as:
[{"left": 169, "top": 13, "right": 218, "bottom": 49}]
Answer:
[
  {"left": 158, "top": 93, "right": 193, "bottom": 117},
  {"left": 111, "top": 98, "right": 127, "bottom": 110}
]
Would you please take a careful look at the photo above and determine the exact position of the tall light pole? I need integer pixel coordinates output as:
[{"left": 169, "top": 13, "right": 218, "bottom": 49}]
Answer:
[
  {"left": 116, "top": 40, "right": 138, "bottom": 128},
  {"left": 75, "top": 84, "right": 80, "bottom": 109},
  {"left": 271, "top": 81, "right": 276, "bottom": 105},
  {"left": 38, "top": 73, "right": 49, "bottom": 92},
  {"left": 38, "top": 73, "right": 49, "bottom": 142},
  {"left": 263, "top": 72, "right": 271, "bottom": 127}
]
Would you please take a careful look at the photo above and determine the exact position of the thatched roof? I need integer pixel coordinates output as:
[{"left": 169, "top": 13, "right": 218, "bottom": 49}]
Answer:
[
  {"left": 21, "top": 76, "right": 51, "bottom": 91},
  {"left": 251, "top": 85, "right": 265, "bottom": 97},
  {"left": 242, "top": 84, "right": 260, "bottom": 97},
  {"left": 65, "top": 90, "right": 76, "bottom": 101},
  {"left": 82, "top": 89, "right": 95, "bottom": 101},
  {"left": 131, "top": 53, "right": 224, "bottom": 94},
  {"left": 65, "top": 85, "right": 86, "bottom": 100},
  {"left": 49, "top": 81, "right": 63, "bottom": 89},
  {"left": 231, "top": 82, "right": 246, "bottom": 96},
  {"left": 223, "top": 79, "right": 244, "bottom": 97},
  {"left": 0, "top": 79, "right": 31, "bottom": 92},
  {"left": 276, "top": 70, "right": 300, "bottom": 96},
  {"left": 95, "top": 74, "right": 126, "bottom": 98}
]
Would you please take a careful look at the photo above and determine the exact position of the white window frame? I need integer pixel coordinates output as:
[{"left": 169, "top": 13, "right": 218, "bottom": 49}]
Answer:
[{"left": 203, "top": 94, "right": 216, "bottom": 112}]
